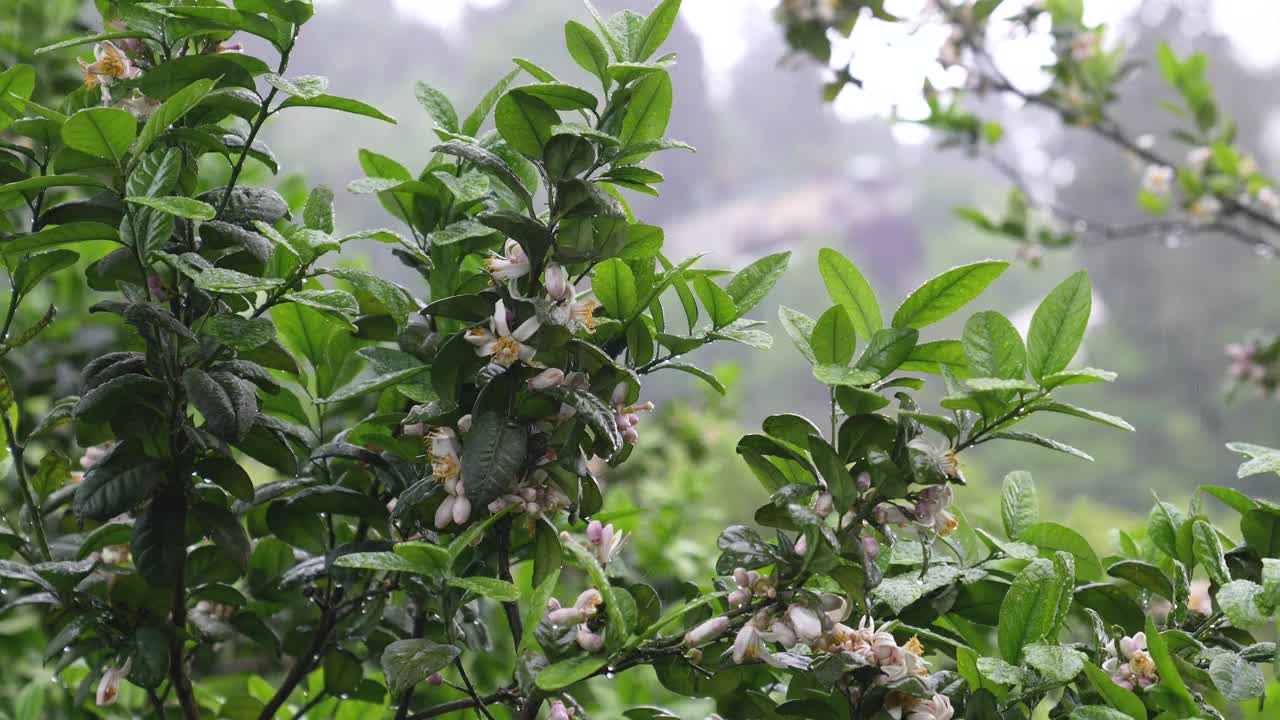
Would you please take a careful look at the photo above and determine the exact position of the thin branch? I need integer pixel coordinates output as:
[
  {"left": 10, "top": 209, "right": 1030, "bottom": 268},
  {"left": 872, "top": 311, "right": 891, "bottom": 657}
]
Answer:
[{"left": 452, "top": 658, "right": 497, "bottom": 720}]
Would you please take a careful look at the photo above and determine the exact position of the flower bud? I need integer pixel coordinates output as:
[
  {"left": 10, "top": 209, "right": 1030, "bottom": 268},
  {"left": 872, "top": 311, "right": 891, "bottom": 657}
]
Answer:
[
  {"left": 427, "top": 671, "right": 444, "bottom": 686},
  {"left": 96, "top": 660, "right": 131, "bottom": 706},
  {"left": 528, "top": 367, "right": 566, "bottom": 391},
  {"left": 611, "top": 382, "right": 629, "bottom": 406},
  {"left": 457, "top": 414, "right": 473, "bottom": 433},
  {"left": 684, "top": 616, "right": 731, "bottom": 647},
  {"left": 856, "top": 472, "right": 871, "bottom": 492},
  {"left": 787, "top": 604, "right": 823, "bottom": 644},
  {"left": 402, "top": 421, "right": 425, "bottom": 436},
  {"left": 549, "top": 700, "right": 573, "bottom": 720},
  {"left": 547, "top": 607, "right": 588, "bottom": 626},
  {"left": 728, "top": 589, "right": 751, "bottom": 608},
  {"left": 547, "top": 597, "right": 562, "bottom": 611},
  {"left": 586, "top": 519, "right": 605, "bottom": 545},
  {"left": 862, "top": 535, "right": 880, "bottom": 561},
  {"left": 544, "top": 263, "right": 572, "bottom": 302},
  {"left": 814, "top": 491, "right": 834, "bottom": 518},
  {"left": 576, "top": 624, "right": 605, "bottom": 653},
  {"left": 793, "top": 536, "right": 808, "bottom": 557},
  {"left": 733, "top": 567, "right": 750, "bottom": 587}
]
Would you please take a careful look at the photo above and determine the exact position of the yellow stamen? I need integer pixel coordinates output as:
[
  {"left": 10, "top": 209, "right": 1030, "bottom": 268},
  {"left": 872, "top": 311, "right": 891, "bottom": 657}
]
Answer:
[{"left": 491, "top": 336, "right": 522, "bottom": 366}]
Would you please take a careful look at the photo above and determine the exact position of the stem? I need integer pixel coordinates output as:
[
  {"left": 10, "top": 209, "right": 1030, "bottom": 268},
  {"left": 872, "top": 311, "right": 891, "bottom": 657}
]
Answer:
[
  {"left": 494, "top": 518, "right": 524, "bottom": 647},
  {"left": 290, "top": 692, "right": 327, "bottom": 720},
  {"left": 258, "top": 613, "right": 333, "bottom": 720},
  {"left": 216, "top": 36, "right": 296, "bottom": 220},
  {"left": 394, "top": 604, "right": 428, "bottom": 720},
  {"left": 2, "top": 413, "right": 49, "bottom": 561},
  {"left": 452, "top": 658, "right": 497, "bottom": 720},
  {"left": 406, "top": 691, "right": 515, "bottom": 720},
  {"left": 167, "top": 485, "right": 198, "bottom": 720},
  {"left": 149, "top": 689, "right": 168, "bottom": 720}
]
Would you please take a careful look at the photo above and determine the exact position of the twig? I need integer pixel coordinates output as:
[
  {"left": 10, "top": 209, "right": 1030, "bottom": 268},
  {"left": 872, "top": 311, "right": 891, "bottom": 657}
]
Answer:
[{"left": 452, "top": 658, "right": 497, "bottom": 720}]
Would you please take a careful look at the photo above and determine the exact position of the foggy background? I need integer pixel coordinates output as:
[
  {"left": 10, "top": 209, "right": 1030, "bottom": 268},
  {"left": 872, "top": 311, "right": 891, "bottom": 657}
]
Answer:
[{"left": 248, "top": 0, "right": 1280, "bottom": 518}]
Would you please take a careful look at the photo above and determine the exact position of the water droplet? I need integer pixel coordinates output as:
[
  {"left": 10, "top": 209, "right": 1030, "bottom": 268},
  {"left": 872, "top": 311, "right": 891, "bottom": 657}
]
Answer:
[
  {"left": 605, "top": 672, "right": 615, "bottom": 680},
  {"left": 1164, "top": 231, "right": 1184, "bottom": 249},
  {"left": 1254, "top": 243, "right": 1275, "bottom": 259}
]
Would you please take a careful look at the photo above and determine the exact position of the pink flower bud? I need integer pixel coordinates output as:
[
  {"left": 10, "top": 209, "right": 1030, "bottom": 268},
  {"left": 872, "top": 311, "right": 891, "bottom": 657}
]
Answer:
[
  {"left": 814, "top": 491, "right": 834, "bottom": 518},
  {"left": 728, "top": 589, "right": 750, "bottom": 608},
  {"left": 793, "top": 536, "right": 808, "bottom": 557},
  {"left": 684, "top": 616, "right": 731, "bottom": 647},
  {"left": 547, "top": 607, "right": 588, "bottom": 626},
  {"left": 856, "top": 472, "right": 871, "bottom": 492},
  {"left": 528, "top": 367, "right": 566, "bottom": 391},
  {"left": 733, "top": 567, "right": 750, "bottom": 587},
  {"left": 611, "top": 382, "right": 629, "bottom": 406},
  {"left": 549, "top": 701, "right": 573, "bottom": 720},
  {"left": 862, "top": 535, "right": 880, "bottom": 561},
  {"left": 576, "top": 625, "right": 605, "bottom": 653},
  {"left": 547, "top": 597, "right": 562, "bottom": 611},
  {"left": 427, "top": 672, "right": 444, "bottom": 686},
  {"left": 544, "top": 263, "right": 572, "bottom": 302},
  {"left": 623, "top": 427, "right": 639, "bottom": 443},
  {"left": 587, "top": 520, "right": 604, "bottom": 545}
]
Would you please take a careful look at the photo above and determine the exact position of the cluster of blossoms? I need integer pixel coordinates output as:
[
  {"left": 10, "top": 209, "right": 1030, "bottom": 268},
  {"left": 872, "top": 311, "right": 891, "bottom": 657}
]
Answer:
[
  {"left": 466, "top": 299, "right": 539, "bottom": 369},
  {"left": 1225, "top": 336, "right": 1279, "bottom": 396},
  {"left": 873, "top": 484, "right": 959, "bottom": 539},
  {"left": 728, "top": 566, "right": 777, "bottom": 609},
  {"left": 1102, "top": 633, "right": 1160, "bottom": 691},
  {"left": 546, "top": 588, "right": 607, "bottom": 653},
  {"left": 77, "top": 33, "right": 238, "bottom": 116},
  {"left": 427, "top": 426, "right": 470, "bottom": 529},
  {"left": 611, "top": 382, "right": 654, "bottom": 445}
]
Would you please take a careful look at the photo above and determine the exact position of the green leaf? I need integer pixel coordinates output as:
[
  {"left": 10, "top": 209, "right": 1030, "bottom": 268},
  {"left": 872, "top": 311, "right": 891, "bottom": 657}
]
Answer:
[
  {"left": 663, "top": 363, "right": 726, "bottom": 394},
  {"left": 811, "top": 306, "right": 856, "bottom": 366},
  {"left": 813, "top": 364, "right": 880, "bottom": 388},
  {"left": 195, "top": 267, "right": 284, "bottom": 294},
  {"left": 1028, "top": 401, "right": 1134, "bottom": 431},
  {"left": 62, "top": 107, "right": 136, "bottom": 162},
  {"left": 592, "top": 258, "right": 639, "bottom": 319},
  {"left": 566, "top": 21, "right": 613, "bottom": 89},
  {"left": 433, "top": 140, "right": 534, "bottom": 214},
  {"left": 854, "top": 327, "right": 918, "bottom": 378},
  {"left": 1040, "top": 367, "right": 1116, "bottom": 389},
  {"left": 550, "top": 385, "right": 622, "bottom": 457},
  {"left": 131, "top": 487, "right": 186, "bottom": 585},
  {"left": 692, "top": 275, "right": 737, "bottom": 328},
  {"left": 0, "top": 174, "right": 108, "bottom": 194},
  {"left": 963, "top": 311, "right": 1026, "bottom": 380},
  {"left": 1107, "top": 560, "right": 1174, "bottom": 599},
  {"left": 778, "top": 305, "right": 817, "bottom": 363},
  {"left": 1018, "top": 522, "right": 1103, "bottom": 579},
  {"left": 1070, "top": 708, "right": 1134, "bottom": 720},
  {"left": 725, "top": 251, "right": 790, "bottom": 315},
  {"left": 463, "top": 68, "right": 520, "bottom": 137},
  {"left": 460, "top": 412, "right": 529, "bottom": 508},
  {"left": 1242, "top": 508, "right": 1280, "bottom": 557},
  {"left": 1217, "top": 580, "right": 1268, "bottom": 627},
  {"left": 333, "top": 551, "right": 421, "bottom": 574},
  {"left": 1190, "top": 519, "right": 1230, "bottom": 585},
  {"left": 1143, "top": 617, "right": 1197, "bottom": 713},
  {"left": 283, "top": 289, "right": 361, "bottom": 327},
  {"left": 998, "top": 558, "right": 1063, "bottom": 662},
  {"left": 277, "top": 94, "right": 397, "bottom": 123},
  {"left": 818, "top": 247, "right": 880, "bottom": 340},
  {"left": 126, "top": 195, "right": 216, "bottom": 220},
  {"left": 265, "top": 74, "right": 329, "bottom": 99},
  {"left": 900, "top": 339, "right": 969, "bottom": 376},
  {"left": 634, "top": 0, "right": 682, "bottom": 61},
  {"left": 1208, "top": 651, "right": 1265, "bottom": 702},
  {"left": 14, "top": 249, "right": 79, "bottom": 294},
  {"left": 891, "top": 260, "right": 1008, "bottom": 329},
  {"left": 1001, "top": 470, "right": 1039, "bottom": 540},
  {"left": 73, "top": 456, "right": 165, "bottom": 521},
  {"left": 415, "top": 80, "right": 459, "bottom": 132},
  {"left": 495, "top": 91, "right": 559, "bottom": 158},
  {"left": 381, "top": 639, "right": 460, "bottom": 695},
  {"left": 1023, "top": 643, "right": 1085, "bottom": 683},
  {"left": 1082, "top": 662, "right": 1146, "bottom": 720},
  {"left": 136, "top": 78, "right": 216, "bottom": 156},
  {"left": 536, "top": 655, "right": 609, "bottom": 691},
  {"left": 316, "top": 365, "right": 429, "bottom": 405},
  {"left": 1226, "top": 441, "right": 1280, "bottom": 479},
  {"left": 448, "top": 576, "right": 521, "bottom": 601},
  {"left": 1027, "top": 271, "right": 1091, "bottom": 380},
  {"left": 618, "top": 70, "right": 672, "bottom": 151},
  {"left": 988, "top": 431, "right": 1093, "bottom": 462},
  {"left": 514, "top": 83, "right": 598, "bottom": 111}
]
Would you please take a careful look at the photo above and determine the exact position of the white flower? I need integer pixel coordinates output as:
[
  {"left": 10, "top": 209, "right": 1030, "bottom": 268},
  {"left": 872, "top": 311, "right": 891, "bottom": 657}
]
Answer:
[
  {"left": 1070, "top": 31, "right": 1099, "bottom": 62},
  {"left": 586, "top": 520, "right": 627, "bottom": 566},
  {"left": 96, "top": 659, "right": 132, "bottom": 706},
  {"left": 465, "top": 300, "right": 540, "bottom": 367},
  {"left": 875, "top": 503, "right": 913, "bottom": 527},
  {"left": 80, "top": 441, "right": 115, "bottom": 471},
  {"left": 821, "top": 592, "right": 850, "bottom": 623},
  {"left": 1256, "top": 186, "right": 1279, "bottom": 214},
  {"left": 905, "top": 694, "right": 955, "bottom": 720},
  {"left": 545, "top": 263, "right": 600, "bottom": 334},
  {"left": 914, "top": 485, "right": 959, "bottom": 537},
  {"left": 907, "top": 437, "right": 961, "bottom": 480},
  {"left": 1188, "top": 195, "right": 1222, "bottom": 225},
  {"left": 484, "top": 239, "right": 530, "bottom": 283},
  {"left": 1187, "top": 146, "right": 1212, "bottom": 171},
  {"left": 80, "top": 41, "right": 140, "bottom": 94},
  {"left": 731, "top": 622, "right": 789, "bottom": 668},
  {"left": 684, "top": 616, "right": 731, "bottom": 647},
  {"left": 786, "top": 604, "right": 823, "bottom": 645},
  {"left": 429, "top": 428, "right": 461, "bottom": 483},
  {"left": 1141, "top": 165, "right": 1174, "bottom": 195},
  {"left": 1188, "top": 579, "right": 1212, "bottom": 615},
  {"left": 1103, "top": 632, "right": 1159, "bottom": 689}
]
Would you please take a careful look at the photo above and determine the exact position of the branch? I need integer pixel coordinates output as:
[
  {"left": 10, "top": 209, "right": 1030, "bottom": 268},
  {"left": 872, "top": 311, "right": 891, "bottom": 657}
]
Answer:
[
  {"left": 452, "top": 658, "right": 497, "bottom": 720},
  {"left": 406, "top": 690, "right": 517, "bottom": 720},
  {"left": 215, "top": 35, "right": 296, "bottom": 219}
]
